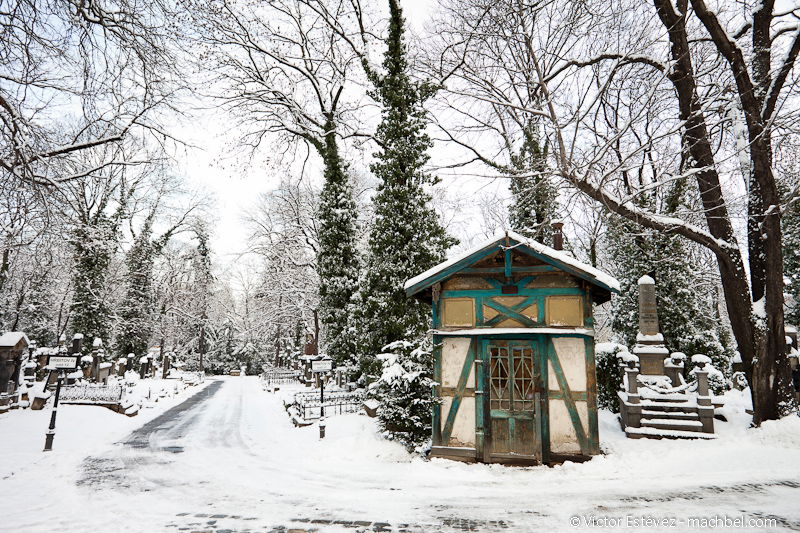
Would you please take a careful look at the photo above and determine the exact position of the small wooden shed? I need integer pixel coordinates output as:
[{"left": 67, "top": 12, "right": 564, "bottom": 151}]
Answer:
[{"left": 405, "top": 230, "right": 619, "bottom": 465}]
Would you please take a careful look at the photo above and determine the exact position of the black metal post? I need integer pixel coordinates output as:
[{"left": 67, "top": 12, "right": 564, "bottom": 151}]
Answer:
[
  {"left": 43, "top": 372, "right": 63, "bottom": 452},
  {"left": 319, "top": 373, "right": 326, "bottom": 439}
]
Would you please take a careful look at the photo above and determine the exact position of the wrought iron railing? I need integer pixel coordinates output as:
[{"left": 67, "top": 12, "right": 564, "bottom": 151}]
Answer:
[
  {"left": 292, "top": 390, "right": 365, "bottom": 421},
  {"left": 60, "top": 384, "right": 123, "bottom": 404},
  {"left": 261, "top": 369, "right": 299, "bottom": 386}
]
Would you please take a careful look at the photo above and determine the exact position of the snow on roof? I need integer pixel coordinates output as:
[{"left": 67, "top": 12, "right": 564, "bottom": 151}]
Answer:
[
  {"left": 0, "top": 332, "right": 29, "bottom": 348},
  {"left": 404, "top": 229, "right": 620, "bottom": 294}
]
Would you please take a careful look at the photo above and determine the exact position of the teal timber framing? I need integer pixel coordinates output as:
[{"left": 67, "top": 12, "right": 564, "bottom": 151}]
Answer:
[
  {"left": 546, "top": 337, "right": 589, "bottom": 456},
  {"left": 431, "top": 332, "right": 598, "bottom": 465},
  {"left": 406, "top": 235, "right": 618, "bottom": 298},
  {"left": 433, "top": 276, "right": 585, "bottom": 329},
  {"left": 440, "top": 338, "right": 477, "bottom": 443}
]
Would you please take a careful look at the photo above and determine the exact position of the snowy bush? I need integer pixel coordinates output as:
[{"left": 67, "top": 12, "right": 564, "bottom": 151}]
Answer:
[
  {"left": 677, "top": 331, "right": 732, "bottom": 395},
  {"left": 679, "top": 330, "right": 733, "bottom": 380},
  {"left": 594, "top": 342, "right": 628, "bottom": 413},
  {"left": 690, "top": 359, "right": 726, "bottom": 396},
  {"left": 370, "top": 337, "right": 439, "bottom": 452}
]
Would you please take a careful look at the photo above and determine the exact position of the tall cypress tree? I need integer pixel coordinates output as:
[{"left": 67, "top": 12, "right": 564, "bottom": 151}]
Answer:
[
  {"left": 70, "top": 214, "right": 119, "bottom": 347},
  {"left": 117, "top": 212, "right": 176, "bottom": 359},
  {"left": 605, "top": 183, "right": 733, "bottom": 379},
  {"left": 191, "top": 224, "right": 214, "bottom": 371},
  {"left": 357, "top": 0, "right": 456, "bottom": 380},
  {"left": 117, "top": 224, "right": 157, "bottom": 359},
  {"left": 782, "top": 194, "right": 800, "bottom": 326},
  {"left": 508, "top": 121, "right": 558, "bottom": 243},
  {"left": 317, "top": 117, "right": 360, "bottom": 367}
]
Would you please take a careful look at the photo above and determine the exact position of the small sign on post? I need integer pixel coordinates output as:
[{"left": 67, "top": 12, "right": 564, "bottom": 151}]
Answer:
[
  {"left": 43, "top": 354, "right": 78, "bottom": 452},
  {"left": 48, "top": 355, "right": 79, "bottom": 370},
  {"left": 311, "top": 359, "right": 332, "bottom": 373},
  {"left": 311, "top": 358, "right": 332, "bottom": 439}
]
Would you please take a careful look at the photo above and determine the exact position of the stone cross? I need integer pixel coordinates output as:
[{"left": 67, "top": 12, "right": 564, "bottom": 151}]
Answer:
[{"left": 638, "top": 275, "right": 659, "bottom": 336}]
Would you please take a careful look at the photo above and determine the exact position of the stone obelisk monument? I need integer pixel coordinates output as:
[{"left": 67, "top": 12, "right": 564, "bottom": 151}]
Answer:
[{"left": 632, "top": 275, "right": 669, "bottom": 375}]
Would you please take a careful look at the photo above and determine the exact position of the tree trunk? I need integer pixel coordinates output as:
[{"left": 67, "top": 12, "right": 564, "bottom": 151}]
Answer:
[{"left": 652, "top": 0, "right": 795, "bottom": 422}]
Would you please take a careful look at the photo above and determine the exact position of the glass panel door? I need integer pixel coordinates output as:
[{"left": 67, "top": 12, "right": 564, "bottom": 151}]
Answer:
[{"left": 486, "top": 340, "right": 541, "bottom": 461}]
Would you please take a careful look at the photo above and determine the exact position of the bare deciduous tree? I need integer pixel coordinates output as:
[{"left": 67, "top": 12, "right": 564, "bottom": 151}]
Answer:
[{"left": 433, "top": 0, "right": 800, "bottom": 423}]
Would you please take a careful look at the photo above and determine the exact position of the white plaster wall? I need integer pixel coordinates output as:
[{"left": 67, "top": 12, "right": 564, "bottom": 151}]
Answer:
[
  {"left": 440, "top": 337, "right": 477, "bottom": 448},
  {"left": 548, "top": 338, "right": 587, "bottom": 392},
  {"left": 441, "top": 396, "right": 476, "bottom": 447},
  {"left": 441, "top": 337, "right": 474, "bottom": 388},
  {"left": 548, "top": 399, "right": 589, "bottom": 454}
]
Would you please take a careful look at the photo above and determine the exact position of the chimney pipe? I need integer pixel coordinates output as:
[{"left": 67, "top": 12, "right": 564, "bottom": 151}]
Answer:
[{"left": 552, "top": 222, "right": 564, "bottom": 250}]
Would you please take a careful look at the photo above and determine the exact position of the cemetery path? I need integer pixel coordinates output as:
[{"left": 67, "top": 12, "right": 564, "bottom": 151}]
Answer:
[
  {"left": 73, "top": 377, "right": 800, "bottom": 533},
  {"left": 3, "top": 376, "right": 800, "bottom": 532}
]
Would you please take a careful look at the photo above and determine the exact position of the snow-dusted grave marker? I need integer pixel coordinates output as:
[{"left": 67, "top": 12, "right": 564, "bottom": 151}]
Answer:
[
  {"left": 0, "top": 332, "right": 30, "bottom": 413},
  {"left": 631, "top": 275, "right": 669, "bottom": 376},
  {"left": 618, "top": 278, "right": 717, "bottom": 440}
]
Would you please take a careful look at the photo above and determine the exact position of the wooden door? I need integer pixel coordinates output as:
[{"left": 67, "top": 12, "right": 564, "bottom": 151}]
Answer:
[{"left": 484, "top": 339, "right": 542, "bottom": 463}]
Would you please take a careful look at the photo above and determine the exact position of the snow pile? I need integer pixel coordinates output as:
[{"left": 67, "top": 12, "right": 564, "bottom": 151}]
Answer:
[
  {"left": 317, "top": 412, "right": 411, "bottom": 463},
  {"left": 751, "top": 415, "right": 800, "bottom": 449}
]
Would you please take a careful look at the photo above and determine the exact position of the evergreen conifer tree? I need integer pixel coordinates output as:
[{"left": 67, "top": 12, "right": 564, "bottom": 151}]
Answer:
[
  {"left": 70, "top": 216, "right": 118, "bottom": 347},
  {"left": 191, "top": 224, "right": 214, "bottom": 371},
  {"left": 357, "top": 0, "right": 456, "bottom": 381},
  {"left": 605, "top": 186, "right": 733, "bottom": 378},
  {"left": 117, "top": 216, "right": 159, "bottom": 358},
  {"left": 317, "top": 117, "right": 360, "bottom": 367},
  {"left": 783, "top": 198, "right": 800, "bottom": 326},
  {"left": 370, "top": 338, "right": 438, "bottom": 449},
  {"left": 508, "top": 122, "right": 558, "bottom": 243}
]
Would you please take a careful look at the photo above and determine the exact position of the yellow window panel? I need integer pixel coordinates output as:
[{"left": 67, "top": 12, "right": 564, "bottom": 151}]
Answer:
[
  {"left": 546, "top": 295, "right": 584, "bottom": 326},
  {"left": 496, "top": 318, "right": 524, "bottom": 328},
  {"left": 522, "top": 303, "right": 539, "bottom": 322},
  {"left": 483, "top": 304, "right": 499, "bottom": 321},
  {"left": 442, "top": 297, "right": 475, "bottom": 327}
]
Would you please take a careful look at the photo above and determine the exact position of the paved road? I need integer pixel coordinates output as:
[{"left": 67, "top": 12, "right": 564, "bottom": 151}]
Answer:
[{"left": 76, "top": 378, "right": 800, "bottom": 533}]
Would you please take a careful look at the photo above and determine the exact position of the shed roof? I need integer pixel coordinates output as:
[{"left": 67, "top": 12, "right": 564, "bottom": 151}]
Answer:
[
  {"left": 0, "top": 332, "right": 30, "bottom": 348},
  {"left": 405, "top": 230, "right": 620, "bottom": 301}
]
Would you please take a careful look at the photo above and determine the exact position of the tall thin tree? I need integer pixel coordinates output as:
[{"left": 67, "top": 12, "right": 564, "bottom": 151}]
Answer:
[{"left": 357, "top": 0, "right": 457, "bottom": 379}]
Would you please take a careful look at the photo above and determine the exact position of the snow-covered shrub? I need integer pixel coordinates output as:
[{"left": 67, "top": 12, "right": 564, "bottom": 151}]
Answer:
[
  {"left": 595, "top": 342, "right": 628, "bottom": 412},
  {"left": 690, "top": 356, "right": 726, "bottom": 396},
  {"left": 678, "top": 331, "right": 732, "bottom": 395},
  {"left": 370, "top": 337, "right": 439, "bottom": 452},
  {"left": 679, "top": 330, "right": 733, "bottom": 383}
]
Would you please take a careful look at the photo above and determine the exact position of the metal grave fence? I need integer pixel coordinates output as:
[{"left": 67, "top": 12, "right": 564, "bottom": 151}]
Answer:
[
  {"left": 60, "top": 384, "right": 124, "bottom": 405},
  {"left": 261, "top": 369, "right": 300, "bottom": 386},
  {"left": 292, "top": 389, "right": 365, "bottom": 421}
]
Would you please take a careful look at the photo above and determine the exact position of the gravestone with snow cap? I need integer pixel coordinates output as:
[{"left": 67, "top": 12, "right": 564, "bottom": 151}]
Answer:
[
  {"left": 632, "top": 275, "right": 669, "bottom": 377},
  {"left": 0, "top": 332, "right": 29, "bottom": 412}
]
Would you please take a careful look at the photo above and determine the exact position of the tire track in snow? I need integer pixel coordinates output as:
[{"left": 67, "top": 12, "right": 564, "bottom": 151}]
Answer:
[{"left": 77, "top": 379, "right": 224, "bottom": 489}]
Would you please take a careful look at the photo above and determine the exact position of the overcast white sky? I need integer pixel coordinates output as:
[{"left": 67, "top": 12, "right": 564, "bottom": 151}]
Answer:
[{"left": 173, "top": 0, "right": 503, "bottom": 266}]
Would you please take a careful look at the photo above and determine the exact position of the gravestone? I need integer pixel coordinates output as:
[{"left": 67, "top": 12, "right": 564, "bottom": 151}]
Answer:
[
  {"left": 0, "top": 332, "right": 29, "bottom": 412},
  {"left": 632, "top": 275, "right": 669, "bottom": 376},
  {"left": 139, "top": 356, "right": 149, "bottom": 379},
  {"left": 90, "top": 338, "right": 103, "bottom": 382},
  {"left": 638, "top": 278, "right": 659, "bottom": 336}
]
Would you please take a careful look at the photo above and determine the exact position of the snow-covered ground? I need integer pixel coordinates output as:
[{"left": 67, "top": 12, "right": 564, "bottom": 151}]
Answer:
[{"left": 1, "top": 377, "right": 799, "bottom": 532}]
